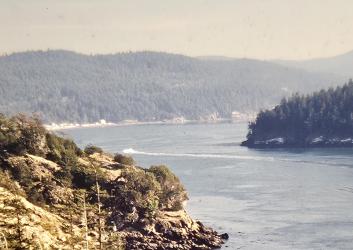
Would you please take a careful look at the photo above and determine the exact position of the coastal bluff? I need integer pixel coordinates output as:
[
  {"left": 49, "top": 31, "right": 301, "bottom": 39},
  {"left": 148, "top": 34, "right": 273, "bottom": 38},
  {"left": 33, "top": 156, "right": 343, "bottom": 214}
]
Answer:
[{"left": 0, "top": 114, "right": 227, "bottom": 249}]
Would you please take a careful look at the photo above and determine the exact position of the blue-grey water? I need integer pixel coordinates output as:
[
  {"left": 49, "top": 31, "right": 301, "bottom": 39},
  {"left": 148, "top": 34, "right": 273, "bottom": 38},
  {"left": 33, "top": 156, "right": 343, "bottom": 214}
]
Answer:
[{"left": 63, "top": 123, "right": 353, "bottom": 250}]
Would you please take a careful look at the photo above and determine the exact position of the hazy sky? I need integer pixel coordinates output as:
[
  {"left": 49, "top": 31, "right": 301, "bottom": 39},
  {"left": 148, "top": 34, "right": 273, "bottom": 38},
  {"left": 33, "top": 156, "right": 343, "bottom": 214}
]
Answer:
[{"left": 1, "top": 0, "right": 353, "bottom": 60}]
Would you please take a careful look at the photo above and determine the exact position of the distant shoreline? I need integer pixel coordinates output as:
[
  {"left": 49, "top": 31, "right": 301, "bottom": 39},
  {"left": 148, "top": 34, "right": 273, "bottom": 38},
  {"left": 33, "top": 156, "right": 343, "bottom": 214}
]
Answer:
[
  {"left": 241, "top": 136, "right": 353, "bottom": 148},
  {"left": 44, "top": 118, "right": 243, "bottom": 131}
]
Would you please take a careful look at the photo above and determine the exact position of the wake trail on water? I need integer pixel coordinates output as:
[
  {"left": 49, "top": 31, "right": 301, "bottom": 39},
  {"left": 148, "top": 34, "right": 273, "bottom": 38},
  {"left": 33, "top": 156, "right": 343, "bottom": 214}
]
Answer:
[
  {"left": 122, "top": 148, "right": 275, "bottom": 161},
  {"left": 122, "top": 148, "right": 353, "bottom": 167}
]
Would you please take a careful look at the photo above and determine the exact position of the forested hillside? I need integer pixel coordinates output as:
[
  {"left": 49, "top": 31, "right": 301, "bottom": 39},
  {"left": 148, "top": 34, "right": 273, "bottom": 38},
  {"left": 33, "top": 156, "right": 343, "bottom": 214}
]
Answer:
[
  {"left": 242, "top": 80, "right": 353, "bottom": 148},
  {"left": 0, "top": 50, "right": 339, "bottom": 123}
]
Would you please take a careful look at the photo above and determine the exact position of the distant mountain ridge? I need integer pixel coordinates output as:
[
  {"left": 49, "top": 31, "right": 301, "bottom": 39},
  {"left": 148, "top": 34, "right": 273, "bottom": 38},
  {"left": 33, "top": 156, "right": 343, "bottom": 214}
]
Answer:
[
  {"left": 274, "top": 50, "right": 353, "bottom": 77},
  {"left": 0, "top": 50, "right": 341, "bottom": 123}
]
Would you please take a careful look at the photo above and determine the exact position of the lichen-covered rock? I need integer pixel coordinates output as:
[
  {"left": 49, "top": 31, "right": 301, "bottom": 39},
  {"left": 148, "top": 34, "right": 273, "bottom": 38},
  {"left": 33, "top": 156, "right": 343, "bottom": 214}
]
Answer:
[{"left": 0, "top": 187, "right": 81, "bottom": 249}]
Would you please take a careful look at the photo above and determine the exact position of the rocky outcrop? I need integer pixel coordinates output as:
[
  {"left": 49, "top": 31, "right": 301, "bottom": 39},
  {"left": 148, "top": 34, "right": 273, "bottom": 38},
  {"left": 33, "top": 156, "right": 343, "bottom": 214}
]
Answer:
[
  {"left": 123, "top": 211, "right": 224, "bottom": 250},
  {"left": 123, "top": 210, "right": 224, "bottom": 250},
  {"left": 0, "top": 153, "right": 226, "bottom": 249},
  {"left": 0, "top": 187, "right": 81, "bottom": 249}
]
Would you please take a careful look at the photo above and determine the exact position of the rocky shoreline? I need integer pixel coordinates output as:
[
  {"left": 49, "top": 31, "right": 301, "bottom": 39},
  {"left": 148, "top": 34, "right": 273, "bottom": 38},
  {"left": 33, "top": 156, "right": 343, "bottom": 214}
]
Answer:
[
  {"left": 241, "top": 135, "right": 353, "bottom": 148},
  {"left": 123, "top": 213, "right": 228, "bottom": 250},
  {"left": 45, "top": 118, "right": 233, "bottom": 131}
]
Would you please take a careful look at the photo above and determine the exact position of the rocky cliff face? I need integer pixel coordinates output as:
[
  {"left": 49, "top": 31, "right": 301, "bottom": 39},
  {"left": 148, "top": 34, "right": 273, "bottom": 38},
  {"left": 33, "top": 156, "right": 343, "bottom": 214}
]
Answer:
[
  {"left": 0, "top": 153, "right": 226, "bottom": 249},
  {"left": 0, "top": 114, "right": 226, "bottom": 249}
]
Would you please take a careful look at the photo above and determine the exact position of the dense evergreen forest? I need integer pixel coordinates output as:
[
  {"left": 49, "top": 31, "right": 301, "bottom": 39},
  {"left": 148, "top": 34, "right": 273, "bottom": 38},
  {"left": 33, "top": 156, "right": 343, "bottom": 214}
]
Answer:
[
  {"left": 242, "top": 80, "right": 353, "bottom": 147},
  {"left": 0, "top": 50, "right": 339, "bottom": 123}
]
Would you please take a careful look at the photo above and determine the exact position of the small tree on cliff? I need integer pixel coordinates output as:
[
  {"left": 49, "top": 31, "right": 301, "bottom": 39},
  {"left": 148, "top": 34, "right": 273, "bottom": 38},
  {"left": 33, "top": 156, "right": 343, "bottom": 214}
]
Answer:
[
  {"left": 148, "top": 165, "right": 188, "bottom": 211},
  {"left": 108, "top": 168, "right": 161, "bottom": 226},
  {"left": 84, "top": 144, "right": 103, "bottom": 156},
  {"left": 8, "top": 114, "right": 47, "bottom": 156},
  {"left": 113, "top": 153, "right": 135, "bottom": 166}
]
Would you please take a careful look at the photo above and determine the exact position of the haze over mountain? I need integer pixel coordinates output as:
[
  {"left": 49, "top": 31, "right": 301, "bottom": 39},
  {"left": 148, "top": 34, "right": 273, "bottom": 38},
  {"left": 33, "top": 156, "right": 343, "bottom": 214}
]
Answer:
[
  {"left": 0, "top": 50, "right": 341, "bottom": 123},
  {"left": 275, "top": 50, "right": 353, "bottom": 77}
]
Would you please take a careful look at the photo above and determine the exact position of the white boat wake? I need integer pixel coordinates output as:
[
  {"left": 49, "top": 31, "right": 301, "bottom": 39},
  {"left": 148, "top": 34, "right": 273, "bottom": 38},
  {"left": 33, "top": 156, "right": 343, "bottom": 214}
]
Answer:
[{"left": 122, "top": 148, "right": 274, "bottom": 161}]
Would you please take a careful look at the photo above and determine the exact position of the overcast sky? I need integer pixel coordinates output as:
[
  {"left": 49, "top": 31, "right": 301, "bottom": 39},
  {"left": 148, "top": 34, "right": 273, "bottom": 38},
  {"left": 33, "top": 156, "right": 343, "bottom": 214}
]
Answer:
[{"left": 1, "top": 0, "right": 353, "bottom": 60}]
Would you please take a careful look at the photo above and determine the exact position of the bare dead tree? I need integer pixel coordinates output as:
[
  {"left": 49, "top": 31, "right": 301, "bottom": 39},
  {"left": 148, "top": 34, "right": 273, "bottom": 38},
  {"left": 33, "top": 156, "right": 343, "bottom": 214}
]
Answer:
[
  {"left": 95, "top": 169, "right": 103, "bottom": 250},
  {"left": 83, "top": 191, "right": 89, "bottom": 250}
]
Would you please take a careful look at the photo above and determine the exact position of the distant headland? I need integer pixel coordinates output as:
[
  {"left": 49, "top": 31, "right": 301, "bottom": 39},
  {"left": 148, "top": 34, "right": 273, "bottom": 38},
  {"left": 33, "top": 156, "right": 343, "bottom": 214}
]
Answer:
[{"left": 242, "top": 80, "right": 353, "bottom": 148}]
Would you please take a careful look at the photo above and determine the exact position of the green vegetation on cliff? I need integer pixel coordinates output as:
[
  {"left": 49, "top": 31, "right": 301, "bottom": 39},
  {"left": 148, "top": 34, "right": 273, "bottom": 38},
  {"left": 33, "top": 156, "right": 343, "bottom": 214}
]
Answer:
[
  {"left": 243, "top": 80, "right": 353, "bottom": 147},
  {"left": 0, "top": 114, "right": 224, "bottom": 249}
]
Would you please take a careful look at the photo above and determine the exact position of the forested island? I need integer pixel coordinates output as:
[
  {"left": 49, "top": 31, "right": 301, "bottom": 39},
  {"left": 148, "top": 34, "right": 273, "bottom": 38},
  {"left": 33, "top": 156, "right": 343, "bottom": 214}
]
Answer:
[
  {"left": 0, "top": 50, "right": 338, "bottom": 123},
  {"left": 0, "top": 114, "right": 227, "bottom": 249},
  {"left": 242, "top": 80, "right": 353, "bottom": 148}
]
